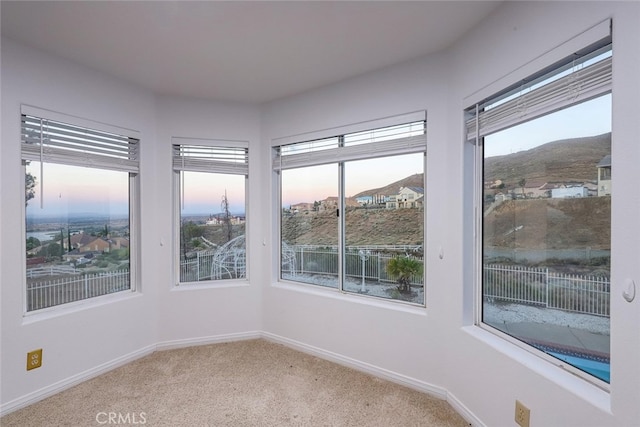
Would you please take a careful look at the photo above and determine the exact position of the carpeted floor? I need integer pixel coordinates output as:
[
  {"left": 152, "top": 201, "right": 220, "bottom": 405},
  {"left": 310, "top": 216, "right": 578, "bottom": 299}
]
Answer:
[{"left": 1, "top": 339, "right": 470, "bottom": 426}]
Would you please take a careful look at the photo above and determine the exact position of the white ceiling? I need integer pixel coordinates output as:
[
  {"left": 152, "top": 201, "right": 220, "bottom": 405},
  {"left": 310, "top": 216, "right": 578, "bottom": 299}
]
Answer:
[{"left": 1, "top": 1, "right": 501, "bottom": 105}]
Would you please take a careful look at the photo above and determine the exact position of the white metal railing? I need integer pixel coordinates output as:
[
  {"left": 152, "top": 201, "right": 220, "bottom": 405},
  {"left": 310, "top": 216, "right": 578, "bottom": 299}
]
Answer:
[
  {"left": 483, "top": 264, "right": 610, "bottom": 317},
  {"left": 284, "top": 245, "right": 424, "bottom": 286},
  {"left": 179, "top": 250, "right": 216, "bottom": 282},
  {"left": 26, "top": 264, "right": 79, "bottom": 278},
  {"left": 27, "top": 269, "right": 130, "bottom": 312}
]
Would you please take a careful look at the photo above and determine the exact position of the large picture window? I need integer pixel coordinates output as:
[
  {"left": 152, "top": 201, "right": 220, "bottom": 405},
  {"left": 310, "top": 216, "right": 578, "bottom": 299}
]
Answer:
[
  {"left": 274, "top": 117, "right": 426, "bottom": 305},
  {"left": 173, "top": 139, "right": 248, "bottom": 284},
  {"left": 22, "top": 109, "right": 139, "bottom": 312},
  {"left": 467, "top": 37, "right": 612, "bottom": 384}
]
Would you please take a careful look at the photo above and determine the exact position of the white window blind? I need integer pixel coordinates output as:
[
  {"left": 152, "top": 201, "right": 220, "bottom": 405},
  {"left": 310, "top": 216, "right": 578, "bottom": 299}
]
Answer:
[
  {"left": 21, "top": 114, "right": 139, "bottom": 173},
  {"left": 466, "top": 44, "right": 612, "bottom": 142},
  {"left": 273, "top": 120, "right": 426, "bottom": 171},
  {"left": 172, "top": 143, "right": 249, "bottom": 175}
]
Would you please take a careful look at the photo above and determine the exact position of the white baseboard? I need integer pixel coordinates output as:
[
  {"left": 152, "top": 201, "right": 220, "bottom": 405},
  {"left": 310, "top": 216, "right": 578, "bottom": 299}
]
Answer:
[
  {"left": 261, "top": 332, "right": 448, "bottom": 400},
  {"left": 0, "top": 344, "right": 156, "bottom": 417},
  {"left": 155, "top": 331, "right": 261, "bottom": 351},
  {"left": 2, "top": 331, "right": 482, "bottom": 426},
  {"left": 447, "top": 391, "right": 484, "bottom": 427},
  {"left": 1, "top": 331, "right": 261, "bottom": 417}
]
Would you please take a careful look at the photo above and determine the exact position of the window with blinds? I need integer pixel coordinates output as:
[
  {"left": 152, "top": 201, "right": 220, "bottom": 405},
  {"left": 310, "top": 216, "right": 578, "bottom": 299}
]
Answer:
[
  {"left": 471, "top": 29, "right": 612, "bottom": 386},
  {"left": 172, "top": 139, "right": 248, "bottom": 285},
  {"left": 274, "top": 116, "right": 427, "bottom": 306},
  {"left": 22, "top": 110, "right": 139, "bottom": 312}
]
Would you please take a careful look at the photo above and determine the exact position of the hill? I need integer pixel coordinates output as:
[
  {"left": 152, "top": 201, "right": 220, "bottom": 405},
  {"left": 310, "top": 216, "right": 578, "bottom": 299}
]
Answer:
[
  {"left": 485, "top": 133, "right": 610, "bottom": 186},
  {"left": 352, "top": 173, "right": 423, "bottom": 198},
  {"left": 484, "top": 197, "right": 610, "bottom": 250}
]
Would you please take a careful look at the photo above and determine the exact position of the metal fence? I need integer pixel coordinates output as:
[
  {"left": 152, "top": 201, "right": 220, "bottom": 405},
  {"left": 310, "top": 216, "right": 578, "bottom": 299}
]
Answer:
[
  {"left": 286, "top": 245, "right": 424, "bottom": 286},
  {"left": 179, "top": 250, "right": 216, "bottom": 282},
  {"left": 26, "top": 265, "right": 78, "bottom": 278},
  {"left": 483, "top": 264, "right": 610, "bottom": 317},
  {"left": 27, "top": 270, "right": 130, "bottom": 312}
]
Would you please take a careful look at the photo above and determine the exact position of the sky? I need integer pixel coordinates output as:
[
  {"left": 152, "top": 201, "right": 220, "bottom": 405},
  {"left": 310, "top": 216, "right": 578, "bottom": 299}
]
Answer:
[
  {"left": 26, "top": 162, "right": 129, "bottom": 218},
  {"left": 281, "top": 152, "right": 424, "bottom": 208},
  {"left": 484, "top": 93, "right": 611, "bottom": 158}
]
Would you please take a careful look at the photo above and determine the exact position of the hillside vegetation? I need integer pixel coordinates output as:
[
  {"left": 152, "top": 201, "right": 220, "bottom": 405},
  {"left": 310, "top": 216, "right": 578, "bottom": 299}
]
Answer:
[
  {"left": 283, "top": 208, "right": 423, "bottom": 247},
  {"left": 484, "top": 197, "right": 610, "bottom": 250},
  {"left": 485, "top": 133, "right": 610, "bottom": 185}
]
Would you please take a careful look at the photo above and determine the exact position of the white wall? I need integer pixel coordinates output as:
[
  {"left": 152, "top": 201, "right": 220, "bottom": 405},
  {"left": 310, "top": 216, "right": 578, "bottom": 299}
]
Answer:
[
  {"left": 261, "top": 2, "right": 640, "bottom": 426},
  {"left": 2, "top": 2, "right": 639, "bottom": 426},
  {"left": 153, "top": 95, "right": 263, "bottom": 346},
  {"left": 0, "top": 38, "right": 159, "bottom": 411},
  {"left": 0, "top": 39, "right": 264, "bottom": 413}
]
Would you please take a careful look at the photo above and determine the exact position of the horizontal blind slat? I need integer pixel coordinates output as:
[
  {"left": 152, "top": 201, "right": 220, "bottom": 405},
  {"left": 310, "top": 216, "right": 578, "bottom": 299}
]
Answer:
[
  {"left": 274, "top": 133, "right": 426, "bottom": 170},
  {"left": 172, "top": 144, "right": 248, "bottom": 175},
  {"left": 466, "top": 55, "right": 611, "bottom": 141},
  {"left": 21, "top": 114, "right": 139, "bottom": 173}
]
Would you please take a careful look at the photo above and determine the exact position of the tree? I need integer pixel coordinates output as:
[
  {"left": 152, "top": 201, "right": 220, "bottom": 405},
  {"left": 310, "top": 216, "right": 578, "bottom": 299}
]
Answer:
[
  {"left": 386, "top": 256, "right": 422, "bottom": 293},
  {"left": 181, "top": 221, "right": 204, "bottom": 259},
  {"left": 25, "top": 172, "right": 36, "bottom": 207},
  {"left": 26, "top": 236, "right": 41, "bottom": 251},
  {"left": 518, "top": 178, "right": 527, "bottom": 196},
  {"left": 221, "top": 190, "right": 233, "bottom": 243}
]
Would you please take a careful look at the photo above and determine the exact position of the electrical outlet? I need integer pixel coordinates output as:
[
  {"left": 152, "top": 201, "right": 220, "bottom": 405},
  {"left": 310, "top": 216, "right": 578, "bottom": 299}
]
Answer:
[
  {"left": 515, "top": 400, "right": 530, "bottom": 427},
  {"left": 27, "top": 349, "right": 43, "bottom": 371}
]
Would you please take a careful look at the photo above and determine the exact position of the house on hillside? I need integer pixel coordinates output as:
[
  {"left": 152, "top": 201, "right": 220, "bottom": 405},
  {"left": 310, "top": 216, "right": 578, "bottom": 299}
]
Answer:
[
  {"left": 290, "top": 202, "right": 314, "bottom": 213},
  {"left": 521, "top": 181, "right": 550, "bottom": 199},
  {"left": 78, "top": 238, "right": 111, "bottom": 253},
  {"left": 597, "top": 154, "right": 611, "bottom": 196},
  {"left": 387, "top": 187, "right": 424, "bottom": 209},
  {"left": 319, "top": 197, "right": 338, "bottom": 212},
  {"left": 70, "top": 231, "right": 95, "bottom": 250},
  {"left": 551, "top": 185, "right": 588, "bottom": 199}
]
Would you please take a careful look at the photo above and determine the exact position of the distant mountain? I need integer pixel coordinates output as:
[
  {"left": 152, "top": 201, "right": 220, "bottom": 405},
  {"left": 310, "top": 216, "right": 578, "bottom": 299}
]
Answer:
[
  {"left": 485, "top": 133, "right": 610, "bottom": 187},
  {"left": 352, "top": 173, "right": 424, "bottom": 198}
]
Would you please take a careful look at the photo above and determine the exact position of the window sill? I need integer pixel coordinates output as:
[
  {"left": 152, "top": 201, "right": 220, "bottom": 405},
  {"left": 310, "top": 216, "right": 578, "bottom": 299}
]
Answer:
[
  {"left": 172, "top": 279, "right": 250, "bottom": 291},
  {"left": 272, "top": 279, "right": 427, "bottom": 315},
  {"left": 22, "top": 290, "right": 142, "bottom": 325},
  {"left": 462, "top": 325, "right": 611, "bottom": 413}
]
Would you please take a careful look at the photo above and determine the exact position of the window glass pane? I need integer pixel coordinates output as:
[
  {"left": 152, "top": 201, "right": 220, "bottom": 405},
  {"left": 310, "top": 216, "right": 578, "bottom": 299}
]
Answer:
[
  {"left": 25, "top": 161, "right": 130, "bottom": 311},
  {"left": 178, "top": 171, "right": 245, "bottom": 282},
  {"left": 344, "top": 154, "right": 424, "bottom": 304},
  {"left": 281, "top": 164, "right": 338, "bottom": 288},
  {"left": 482, "top": 94, "right": 611, "bottom": 383}
]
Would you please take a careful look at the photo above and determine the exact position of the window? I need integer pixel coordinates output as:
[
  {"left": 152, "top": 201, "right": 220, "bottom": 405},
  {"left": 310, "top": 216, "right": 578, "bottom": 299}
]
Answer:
[
  {"left": 22, "top": 108, "right": 139, "bottom": 312},
  {"left": 274, "top": 116, "right": 426, "bottom": 304},
  {"left": 467, "top": 36, "right": 612, "bottom": 384},
  {"left": 173, "top": 139, "right": 248, "bottom": 284}
]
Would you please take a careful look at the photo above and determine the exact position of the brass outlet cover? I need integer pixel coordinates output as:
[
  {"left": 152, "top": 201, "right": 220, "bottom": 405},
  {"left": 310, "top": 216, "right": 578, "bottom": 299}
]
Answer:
[
  {"left": 515, "top": 400, "right": 530, "bottom": 427},
  {"left": 27, "top": 349, "right": 43, "bottom": 371}
]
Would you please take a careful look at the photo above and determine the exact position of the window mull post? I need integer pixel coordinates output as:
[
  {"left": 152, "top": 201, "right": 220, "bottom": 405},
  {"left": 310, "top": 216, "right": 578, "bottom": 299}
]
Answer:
[{"left": 39, "top": 118, "right": 44, "bottom": 209}]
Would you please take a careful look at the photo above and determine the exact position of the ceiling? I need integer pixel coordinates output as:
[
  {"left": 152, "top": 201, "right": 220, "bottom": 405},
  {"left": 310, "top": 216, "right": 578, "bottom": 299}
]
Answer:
[{"left": 1, "top": 1, "right": 501, "bottom": 105}]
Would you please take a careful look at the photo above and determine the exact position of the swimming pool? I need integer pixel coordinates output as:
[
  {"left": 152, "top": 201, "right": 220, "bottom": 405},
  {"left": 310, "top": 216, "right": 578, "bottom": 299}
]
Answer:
[{"left": 548, "top": 351, "right": 610, "bottom": 383}]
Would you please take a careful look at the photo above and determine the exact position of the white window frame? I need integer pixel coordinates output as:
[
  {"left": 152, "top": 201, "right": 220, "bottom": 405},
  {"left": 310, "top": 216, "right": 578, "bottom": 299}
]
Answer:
[
  {"left": 466, "top": 21, "right": 612, "bottom": 389},
  {"left": 21, "top": 105, "right": 141, "bottom": 313},
  {"left": 172, "top": 137, "right": 249, "bottom": 286},
  {"left": 272, "top": 112, "right": 427, "bottom": 306}
]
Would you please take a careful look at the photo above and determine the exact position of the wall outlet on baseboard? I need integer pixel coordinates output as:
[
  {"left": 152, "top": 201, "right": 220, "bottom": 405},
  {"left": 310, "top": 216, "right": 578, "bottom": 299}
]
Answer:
[
  {"left": 515, "top": 400, "right": 530, "bottom": 427},
  {"left": 27, "top": 349, "right": 43, "bottom": 371}
]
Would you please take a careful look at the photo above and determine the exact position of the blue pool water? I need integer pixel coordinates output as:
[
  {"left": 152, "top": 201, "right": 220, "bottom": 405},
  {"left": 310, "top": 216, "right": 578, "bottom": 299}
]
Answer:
[{"left": 548, "top": 351, "right": 610, "bottom": 383}]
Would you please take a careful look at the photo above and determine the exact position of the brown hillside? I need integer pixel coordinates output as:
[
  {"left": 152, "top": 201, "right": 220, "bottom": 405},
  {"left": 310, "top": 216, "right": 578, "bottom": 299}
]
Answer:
[
  {"left": 283, "top": 208, "right": 423, "bottom": 247},
  {"left": 484, "top": 197, "right": 610, "bottom": 250},
  {"left": 352, "top": 173, "right": 424, "bottom": 198},
  {"left": 485, "top": 133, "right": 610, "bottom": 186}
]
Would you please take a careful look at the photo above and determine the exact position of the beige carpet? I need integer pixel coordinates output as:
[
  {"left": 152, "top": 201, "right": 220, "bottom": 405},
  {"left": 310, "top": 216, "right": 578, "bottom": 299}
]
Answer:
[{"left": 1, "top": 339, "right": 470, "bottom": 426}]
